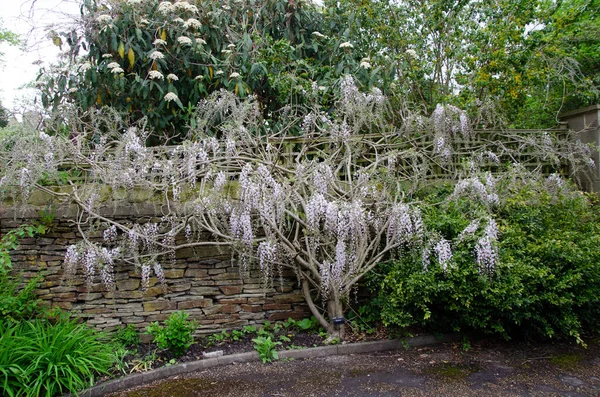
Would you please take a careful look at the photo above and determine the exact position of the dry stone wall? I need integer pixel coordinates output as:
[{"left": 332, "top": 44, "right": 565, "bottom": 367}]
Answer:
[{"left": 0, "top": 203, "right": 309, "bottom": 336}]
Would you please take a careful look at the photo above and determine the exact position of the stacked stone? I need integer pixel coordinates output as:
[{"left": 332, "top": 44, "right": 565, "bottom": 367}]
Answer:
[{"left": 1, "top": 204, "right": 309, "bottom": 336}]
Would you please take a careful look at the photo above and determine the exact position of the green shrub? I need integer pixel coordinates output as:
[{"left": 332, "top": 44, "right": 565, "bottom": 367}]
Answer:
[
  {"left": 115, "top": 324, "right": 140, "bottom": 348},
  {"left": 0, "top": 317, "right": 114, "bottom": 397},
  {"left": 0, "top": 275, "right": 43, "bottom": 325},
  {"left": 146, "top": 311, "right": 198, "bottom": 357},
  {"left": 366, "top": 182, "right": 600, "bottom": 343}
]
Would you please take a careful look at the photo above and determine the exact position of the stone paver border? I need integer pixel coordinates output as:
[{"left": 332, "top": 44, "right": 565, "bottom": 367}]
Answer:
[{"left": 76, "top": 333, "right": 460, "bottom": 397}]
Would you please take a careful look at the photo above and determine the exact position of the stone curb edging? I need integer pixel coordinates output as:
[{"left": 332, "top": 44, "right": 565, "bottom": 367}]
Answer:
[{"left": 78, "top": 333, "right": 460, "bottom": 397}]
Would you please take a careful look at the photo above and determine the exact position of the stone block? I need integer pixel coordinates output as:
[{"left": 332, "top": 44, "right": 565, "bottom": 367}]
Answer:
[
  {"left": 143, "top": 286, "right": 166, "bottom": 298},
  {"left": 177, "top": 299, "right": 212, "bottom": 310},
  {"left": 52, "top": 301, "right": 73, "bottom": 310},
  {"left": 104, "top": 290, "right": 145, "bottom": 299},
  {"left": 268, "top": 311, "right": 305, "bottom": 321},
  {"left": 219, "top": 304, "right": 241, "bottom": 314},
  {"left": 145, "top": 313, "right": 171, "bottom": 322},
  {"left": 241, "top": 304, "right": 263, "bottom": 313},
  {"left": 263, "top": 303, "right": 291, "bottom": 311},
  {"left": 184, "top": 269, "right": 208, "bottom": 278},
  {"left": 163, "top": 269, "right": 185, "bottom": 279},
  {"left": 190, "top": 286, "right": 219, "bottom": 296},
  {"left": 212, "top": 273, "right": 240, "bottom": 281},
  {"left": 273, "top": 293, "right": 304, "bottom": 304},
  {"left": 169, "top": 283, "right": 191, "bottom": 292},
  {"left": 218, "top": 298, "right": 247, "bottom": 304},
  {"left": 116, "top": 279, "right": 141, "bottom": 291},
  {"left": 219, "top": 285, "right": 243, "bottom": 295},
  {"left": 143, "top": 301, "right": 177, "bottom": 312}
]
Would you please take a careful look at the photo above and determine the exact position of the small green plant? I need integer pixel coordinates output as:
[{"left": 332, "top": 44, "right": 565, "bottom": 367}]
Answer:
[
  {"left": 207, "top": 330, "right": 231, "bottom": 345},
  {"left": 231, "top": 329, "right": 244, "bottom": 341},
  {"left": 283, "top": 318, "right": 297, "bottom": 329},
  {"left": 278, "top": 335, "right": 292, "bottom": 343},
  {"left": 115, "top": 324, "right": 139, "bottom": 347},
  {"left": 296, "top": 316, "right": 319, "bottom": 332},
  {"left": 252, "top": 336, "right": 281, "bottom": 364},
  {"left": 461, "top": 336, "right": 472, "bottom": 352},
  {"left": 0, "top": 222, "right": 49, "bottom": 275},
  {"left": 112, "top": 345, "right": 132, "bottom": 375},
  {"left": 242, "top": 325, "right": 257, "bottom": 334},
  {"left": 257, "top": 326, "right": 273, "bottom": 338},
  {"left": 130, "top": 350, "right": 158, "bottom": 373},
  {"left": 146, "top": 311, "right": 197, "bottom": 357}
]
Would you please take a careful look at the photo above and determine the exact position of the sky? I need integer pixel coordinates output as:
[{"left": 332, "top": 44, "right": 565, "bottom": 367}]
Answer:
[{"left": 0, "top": 0, "right": 80, "bottom": 111}]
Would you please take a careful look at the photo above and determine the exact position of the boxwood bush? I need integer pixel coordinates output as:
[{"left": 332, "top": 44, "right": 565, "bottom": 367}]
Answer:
[{"left": 365, "top": 180, "right": 600, "bottom": 343}]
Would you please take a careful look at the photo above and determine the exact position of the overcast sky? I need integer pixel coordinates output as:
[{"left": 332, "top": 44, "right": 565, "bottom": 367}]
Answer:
[{"left": 0, "top": 0, "right": 81, "bottom": 110}]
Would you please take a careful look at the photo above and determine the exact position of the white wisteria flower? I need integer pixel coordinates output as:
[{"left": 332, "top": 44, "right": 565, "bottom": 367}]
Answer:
[
  {"left": 183, "top": 18, "right": 202, "bottom": 29},
  {"left": 149, "top": 51, "right": 165, "bottom": 60},
  {"left": 102, "top": 53, "right": 112, "bottom": 58},
  {"left": 177, "top": 36, "right": 192, "bottom": 45},
  {"left": 194, "top": 75, "right": 204, "bottom": 80},
  {"left": 195, "top": 38, "right": 207, "bottom": 45},
  {"left": 339, "top": 42, "right": 354, "bottom": 49},
  {"left": 111, "top": 67, "right": 124, "bottom": 74},
  {"left": 164, "top": 92, "right": 179, "bottom": 102},
  {"left": 140, "top": 18, "right": 150, "bottom": 26},
  {"left": 229, "top": 72, "right": 240, "bottom": 78},
  {"left": 96, "top": 14, "right": 112, "bottom": 24},
  {"left": 221, "top": 49, "right": 232, "bottom": 54},
  {"left": 153, "top": 39, "right": 167, "bottom": 46},
  {"left": 406, "top": 49, "right": 417, "bottom": 59},
  {"left": 79, "top": 62, "right": 92, "bottom": 72},
  {"left": 68, "top": 87, "right": 78, "bottom": 93},
  {"left": 227, "top": 43, "right": 236, "bottom": 49},
  {"left": 106, "top": 62, "right": 121, "bottom": 69},
  {"left": 312, "top": 31, "right": 327, "bottom": 38},
  {"left": 173, "top": 17, "right": 185, "bottom": 24},
  {"left": 148, "top": 70, "right": 164, "bottom": 80},
  {"left": 215, "top": 70, "right": 224, "bottom": 76},
  {"left": 167, "top": 73, "right": 179, "bottom": 81},
  {"left": 128, "top": 0, "right": 142, "bottom": 4}
]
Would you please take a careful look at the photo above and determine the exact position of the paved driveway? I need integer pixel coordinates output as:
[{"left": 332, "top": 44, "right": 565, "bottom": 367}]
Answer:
[{"left": 111, "top": 340, "right": 600, "bottom": 396}]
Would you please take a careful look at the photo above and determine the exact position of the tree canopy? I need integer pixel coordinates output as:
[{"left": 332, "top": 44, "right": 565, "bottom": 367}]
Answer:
[{"left": 39, "top": 0, "right": 600, "bottom": 140}]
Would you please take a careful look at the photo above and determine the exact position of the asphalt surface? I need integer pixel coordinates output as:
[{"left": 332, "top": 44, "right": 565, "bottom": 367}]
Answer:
[{"left": 110, "top": 339, "right": 600, "bottom": 396}]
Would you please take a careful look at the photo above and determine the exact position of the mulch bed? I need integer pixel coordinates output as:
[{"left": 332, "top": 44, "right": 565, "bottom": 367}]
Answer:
[{"left": 113, "top": 324, "right": 396, "bottom": 375}]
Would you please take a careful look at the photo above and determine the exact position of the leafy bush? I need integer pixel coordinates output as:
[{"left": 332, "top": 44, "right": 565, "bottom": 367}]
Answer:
[
  {"left": 366, "top": 181, "right": 600, "bottom": 343},
  {"left": 0, "top": 317, "right": 114, "bottom": 397},
  {"left": 0, "top": 275, "right": 43, "bottom": 325},
  {"left": 115, "top": 324, "right": 139, "bottom": 348},
  {"left": 146, "top": 311, "right": 198, "bottom": 357}
]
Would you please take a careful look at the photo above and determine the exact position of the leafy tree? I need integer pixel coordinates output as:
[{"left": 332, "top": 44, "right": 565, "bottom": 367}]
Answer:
[
  {"left": 326, "top": 0, "right": 600, "bottom": 127},
  {"left": 40, "top": 0, "right": 383, "bottom": 142}
]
